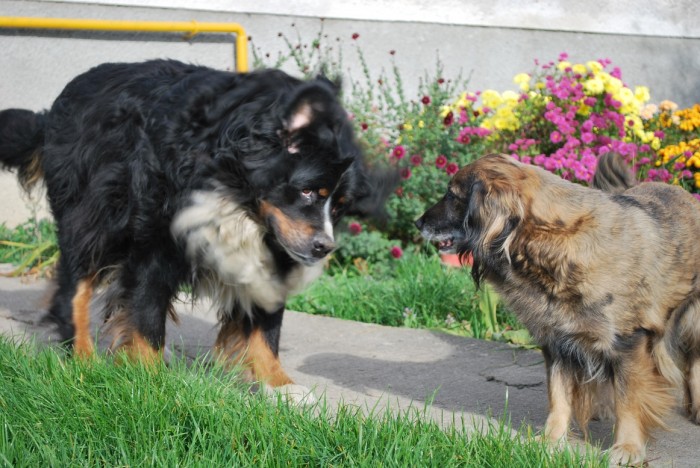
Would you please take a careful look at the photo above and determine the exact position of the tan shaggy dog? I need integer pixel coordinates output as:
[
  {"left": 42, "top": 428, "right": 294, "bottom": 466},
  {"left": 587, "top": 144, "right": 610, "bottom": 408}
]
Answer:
[{"left": 416, "top": 153, "right": 700, "bottom": 465}]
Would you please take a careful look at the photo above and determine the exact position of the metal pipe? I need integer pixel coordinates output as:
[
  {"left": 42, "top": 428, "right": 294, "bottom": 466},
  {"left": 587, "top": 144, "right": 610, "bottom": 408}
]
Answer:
[{"left": 0, "top": 16, "right": 249, "bottom": 72}]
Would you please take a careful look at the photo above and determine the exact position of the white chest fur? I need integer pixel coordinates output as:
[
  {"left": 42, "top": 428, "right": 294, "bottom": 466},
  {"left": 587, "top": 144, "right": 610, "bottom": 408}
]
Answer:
[{"left": 171, "top": 190, "right": 324, "bottom": 318}]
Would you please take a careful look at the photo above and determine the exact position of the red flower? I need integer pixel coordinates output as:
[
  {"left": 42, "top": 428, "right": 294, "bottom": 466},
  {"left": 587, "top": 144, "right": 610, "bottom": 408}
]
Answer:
[
  {"left": 410, "top": 154, "right": 422, "bottom": 166},
  {"left": 446, "top": 162, "right": 459, "bottom": 176},
  {"left": 348, "top": 222, "right": 362, "bottom": 235},
  {"left": 443, "top": 111, "right": 454, "bottom": 127},
  {"left": 360, "top": 122, "right": 369, "bottom": 131},
  {"left": 435, "top": 154, "right": 447, "bottom": 169},
  {"left": 392, "top": 145, "right": 406, "bottom": 159},
  {"left": 437, "top": 78, "right": 445, "bottom": 84},
  {"left": 352, "top": 33, "right": 359, "bottom": 40},
  {"left": 400, "top": 167, "right": 412, "bottom": 180},
  {"left": 390, "top": 246, "right": 403, "bottom": 259},
  {"left": 421, "top": 95, "right": 431, "bottom": 105},
  {"left": 389, "top": 50, "right": 396, "bottom": 55}
]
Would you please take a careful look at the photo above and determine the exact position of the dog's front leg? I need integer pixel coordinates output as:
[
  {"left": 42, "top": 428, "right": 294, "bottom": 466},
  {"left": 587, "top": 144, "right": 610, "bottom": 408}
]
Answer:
[
  {"left": 543, "top": 351, "right": 574, "bottom": 443},
  {"left": 215, "top": 308, "right": 315, "bottom": 404}
]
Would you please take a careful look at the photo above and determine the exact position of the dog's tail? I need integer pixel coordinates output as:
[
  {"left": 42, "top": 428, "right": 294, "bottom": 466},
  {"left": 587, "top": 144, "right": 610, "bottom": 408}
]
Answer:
[
  {"left": 0, "top": 108, "right": 46, "bottom": 191},
  {"left": 591, "top": 152, "right": 635, "bottom": 194}
]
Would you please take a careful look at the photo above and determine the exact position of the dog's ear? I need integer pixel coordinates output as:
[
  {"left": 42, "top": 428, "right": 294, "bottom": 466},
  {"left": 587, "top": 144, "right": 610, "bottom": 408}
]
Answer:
[
  {"left": 282, "top": 80, "right": 339, "bottom": 153},
  {"left": 467, "top": 176, "right": 523, "bottom": 262},
  {"left": 344, "top": 164, "right": 400, "bottom": 220}
]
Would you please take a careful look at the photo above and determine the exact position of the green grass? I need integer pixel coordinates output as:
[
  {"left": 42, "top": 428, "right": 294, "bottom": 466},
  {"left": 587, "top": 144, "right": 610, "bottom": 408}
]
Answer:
[
  {"left": 289, "top": 252, "right": 523, "bottom": 341},
  {"left": 0, "top": 219, "right": 58, "bottom": 275},
  {"left": 0, "top": 339, "right": 604, "bottom": 467}
]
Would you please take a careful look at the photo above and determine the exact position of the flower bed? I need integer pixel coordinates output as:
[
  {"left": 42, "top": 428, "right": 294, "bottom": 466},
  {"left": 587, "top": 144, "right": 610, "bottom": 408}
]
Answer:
[{"left": 356, "top": 51, "right": 700, "bottom": 248}]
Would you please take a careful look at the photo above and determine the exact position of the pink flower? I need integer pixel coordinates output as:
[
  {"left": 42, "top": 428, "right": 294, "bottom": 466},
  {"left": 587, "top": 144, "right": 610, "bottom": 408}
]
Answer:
[
  {"left": 581, "top": 132, "right": 595, "bottom": 144},
  {"left": 400, "top": 167, "right": 412, "bottom": 180},
  {"left": 410, "top": 154, "right": 423, "bottom": 166},
  {"left": 446, "top": 162, "right": 459, "bottom": 176},
  {"left": 550, "top": 131, "right": 563, "bottom": 144},
  {"left": 390, "top": 246, "right": 403, "bottom": 259},
  {"left": 392, "top": 145, "right": 406, "bottom": 159},
  {"left": 435, "top": 154, "right": 447, "bottom": 169},
  {"left": 348, "top": 222, "right": 362, "bottom": 235}
]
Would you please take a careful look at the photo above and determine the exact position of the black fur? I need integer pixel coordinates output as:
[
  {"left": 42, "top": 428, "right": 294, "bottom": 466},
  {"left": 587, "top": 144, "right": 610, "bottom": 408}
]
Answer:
[{"left": 0, "top": 59, "right": 390, "bottom": 365}]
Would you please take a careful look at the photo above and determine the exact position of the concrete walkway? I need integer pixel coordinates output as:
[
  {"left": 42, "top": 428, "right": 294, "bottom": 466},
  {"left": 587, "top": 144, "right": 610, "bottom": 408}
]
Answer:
[{"left": 1, "top": 275, "right": 697, "bottom": 467}]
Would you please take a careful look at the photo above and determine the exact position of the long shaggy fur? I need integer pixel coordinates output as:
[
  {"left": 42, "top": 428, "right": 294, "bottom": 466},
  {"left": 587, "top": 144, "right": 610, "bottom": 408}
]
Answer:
[
  {"left": 417, "top": 152, "right": 700, "bottom": 464},
  {"left": 0, "top": 59, "right": 393, "bottom": 396}
]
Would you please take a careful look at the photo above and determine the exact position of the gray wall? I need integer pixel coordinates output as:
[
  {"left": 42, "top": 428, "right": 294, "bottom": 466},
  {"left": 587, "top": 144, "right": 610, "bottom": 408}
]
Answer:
[{"left": 1, "top": 0, "right": 699, "bottom": 225}]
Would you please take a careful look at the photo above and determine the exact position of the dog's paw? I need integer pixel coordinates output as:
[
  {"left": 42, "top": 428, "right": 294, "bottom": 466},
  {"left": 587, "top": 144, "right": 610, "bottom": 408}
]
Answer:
[
  {"left": 689, "top": 406, "right": 700, "bottom": 425},
  {"left": 606, "top": 443, "right": 646, "bottom": 466},
  {"left": 263, "top": 384, "right": 317, "bottom": 406}
]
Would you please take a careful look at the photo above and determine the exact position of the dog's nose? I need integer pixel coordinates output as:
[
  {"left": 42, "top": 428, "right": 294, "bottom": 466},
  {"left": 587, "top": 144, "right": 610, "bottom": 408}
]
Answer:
[
  {"left": 414, "top": 217, "right": 424, "bottom": 230},
  {"left": 311, "top": 235, "right": 336, "bottom": 258}
]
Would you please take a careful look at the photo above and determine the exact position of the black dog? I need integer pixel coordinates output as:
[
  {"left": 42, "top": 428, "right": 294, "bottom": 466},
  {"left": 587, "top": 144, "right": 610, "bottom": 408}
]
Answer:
[{"left": 0, "top": 59, "right": 390, "bottom": 401}]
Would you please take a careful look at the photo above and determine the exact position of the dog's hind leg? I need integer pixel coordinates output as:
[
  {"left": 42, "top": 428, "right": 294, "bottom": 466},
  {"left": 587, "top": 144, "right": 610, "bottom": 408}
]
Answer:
[
  {"left": 609, "top": 337, "right": 675, "bottom": 466},
  {"left": 71, "top": 277, "right": 95, "bottom": 358},
  {"left": 680, "top": 299, "right": 700, "bottom": 424},
  {"left": 109, "top": 252, "right": 181, "bottom": 366}
]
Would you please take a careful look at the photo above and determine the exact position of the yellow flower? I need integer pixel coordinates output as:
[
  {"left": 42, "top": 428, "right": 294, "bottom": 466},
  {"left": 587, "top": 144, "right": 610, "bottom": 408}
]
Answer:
[
  {"left": 439, "top": 105, "right": 451, "bottom": 118},
  {"left": 651, "top": 137, "right": 661, "bottom": 150},
  {"left": 535, "top": 81, "right": 546, "bottom": 90},
  {"left": 418, "top": 120, "right": 425, "bottom": 128},
  {"left": 403, "top": 123, "right": 413, "bottom": 131},
  {"left": 634, "top": 86, "right": 650, "bottom": 103},
  {"left": 557, "top": 61, "right": 572, "bottom": 71},
  {"left": 481, "top": 89, "right": 502, "bottom": 109},
  {"left": 586, "top": 61, "right": 603, "bottom": 73},
  {"left": 501, "top": 90, "right": 520, "bottom": 105},
  {"left": 603, "top": 76, "right": 623, "bottom": 94},
  {"left": 583, "top": 78, "right": 604, "bottom": 95},
  {"left": 572, "top": 63, "right": 587, "bottom": 75},
  {"left": 513, "top": 73, "right": 530, "bottom": 92}
]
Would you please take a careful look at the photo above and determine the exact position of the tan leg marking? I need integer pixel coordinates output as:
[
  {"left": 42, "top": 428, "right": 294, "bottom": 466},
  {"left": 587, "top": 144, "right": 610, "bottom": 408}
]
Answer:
[
  {"left": 687, "top": 356, "right": 700, "bottom": 423},
  {"left": 111, "top": 328, "right": 161, "bottom": 367},
  {"left": 215, "top": 322, "right": 293, "bottom": 387},
  {"left": 544, "top": 364, "right": 573, "bottom": 442},
  {"left": 610, "top": 340, "right": 675, "bottom": 465},
  {"left": 71, "top": 278, "right": 94, "bottom": 359}
]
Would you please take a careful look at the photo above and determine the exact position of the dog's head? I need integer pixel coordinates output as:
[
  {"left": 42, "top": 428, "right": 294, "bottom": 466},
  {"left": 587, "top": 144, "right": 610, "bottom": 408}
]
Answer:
[
  {"left": 415, "top": 154, "right": 527, "bottom": 284},
  {"left": 208, "top": 71, "right": 394, "bottom": 265}
]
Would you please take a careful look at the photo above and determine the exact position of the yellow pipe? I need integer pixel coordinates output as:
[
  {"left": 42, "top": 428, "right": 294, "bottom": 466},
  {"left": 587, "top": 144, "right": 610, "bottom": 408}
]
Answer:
[{"left": 0, "top": 16, "right": 249, "bottom": 72}]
